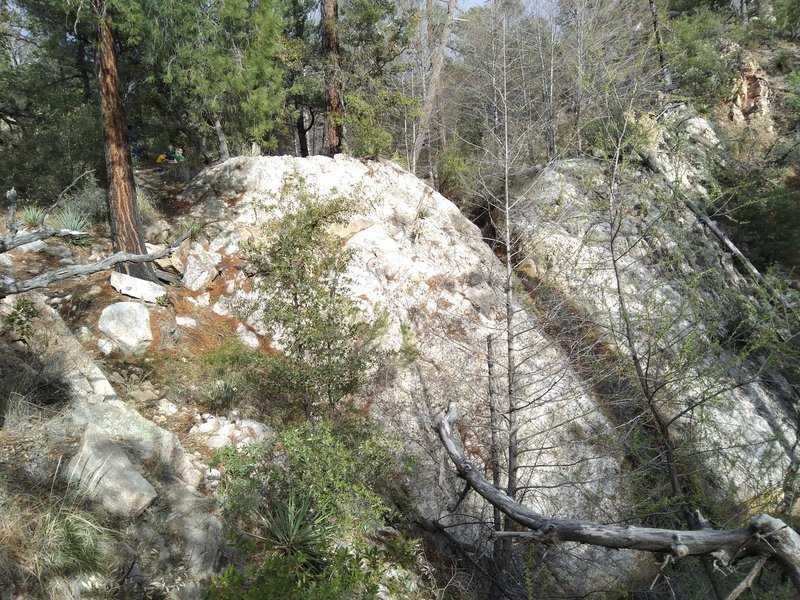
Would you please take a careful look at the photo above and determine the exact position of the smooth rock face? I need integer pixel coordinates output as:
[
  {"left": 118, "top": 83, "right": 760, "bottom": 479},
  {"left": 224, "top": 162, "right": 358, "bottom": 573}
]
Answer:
[
  {"left": 182, "top": 244, "right": 220, "bottom": 291},
  {"left": 98, "top": 302, "right": 153, "bottom": 354},
  {"left": 110, "top": 271, "right": 167, "bottom": 304},
  {"left": 67, "top": 428, "right": 157, "bottom": 518}
]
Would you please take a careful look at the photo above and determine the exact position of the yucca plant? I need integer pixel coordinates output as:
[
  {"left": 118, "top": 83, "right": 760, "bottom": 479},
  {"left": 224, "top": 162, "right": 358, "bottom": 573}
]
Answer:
[
  {"left": 52, "top": 206, "right": 90, "bottom": 233},
  {"left": 258, "top": 492, "right": 334, "bottom": 567},
  {"left": 20, "top": 205, "right": 46, "bottom": 229}
]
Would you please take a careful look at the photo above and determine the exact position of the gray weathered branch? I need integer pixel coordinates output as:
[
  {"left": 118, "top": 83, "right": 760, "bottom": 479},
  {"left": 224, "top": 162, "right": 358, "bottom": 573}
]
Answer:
[
  {"left": 0, "top": 232, "right": 190, "bottom": 298},
  {"left": 434, "top": 403, "right": 800, "bottom": 591}
]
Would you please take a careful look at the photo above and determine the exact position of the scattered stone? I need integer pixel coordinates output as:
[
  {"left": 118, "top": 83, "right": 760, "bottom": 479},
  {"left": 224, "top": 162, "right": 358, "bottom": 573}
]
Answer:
[
  {"left": 236, "top": 323, "right": 259, "bottom": 348},
  {"left": 110, "top": 271, "right": 167, "bottom": 304},
  {"left": 129, "top": 388, "right": 159, "bottom": 403},
  {"left": 0, "top": 254, "right": 12, "bottom": 267},
  {"left": 17, "top": 240, "right": 47, "bottom": 252},
  {"left": 88, "top": 285, "right": 103, "bottom": 296},
  {"left": 76, "top": 326, "right": 93, "bottom": 343},
  {"left": 189, "top": 414, "right": 272, "bottom": 450},
  {"left": 144, "top": 218, "right": 171, "bottom": 244},
  {"left": 98, "top": 302, "right": 153, "bottom": 355},
  {"left": 59, "top": 258, "right": 74, "bottom": 265},
  {"left": 176, "top": 316, "right": 197, "bottom": 328},
  {"left": 67, "top": 428, "right": 157, "bottom": 518},
  {"left": 44, "top": 243, "right": 72, "bottom": 258},
  {"left": 182, "top": 245, "right": 220, "bottom": 291},
  {"left": 157, "top": 399, "right": 178, "bottom": 415},
  {"left": 98, "top": 338, "right": 114, "bottom": 356},
  {"left": 188, "top": 292, "right": 210, "bottom": 307}
]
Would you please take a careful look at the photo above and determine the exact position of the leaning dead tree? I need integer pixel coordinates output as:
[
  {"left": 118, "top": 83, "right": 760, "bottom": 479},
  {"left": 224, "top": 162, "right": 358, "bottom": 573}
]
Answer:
[{"left": 434, "top": 403, "right": 800, "bottom": 595}]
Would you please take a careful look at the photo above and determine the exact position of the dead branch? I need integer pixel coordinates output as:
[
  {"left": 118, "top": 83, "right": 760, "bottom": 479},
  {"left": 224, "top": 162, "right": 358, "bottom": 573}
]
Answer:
[
  {"left": 0, "top": 232, "right": 190, "bottom": 298},
  {"left": 40, "top": 169, "right": 95, "bottom": 227},
  {"left": 433, "top": 403, "right": 800, "bottom": 591}
]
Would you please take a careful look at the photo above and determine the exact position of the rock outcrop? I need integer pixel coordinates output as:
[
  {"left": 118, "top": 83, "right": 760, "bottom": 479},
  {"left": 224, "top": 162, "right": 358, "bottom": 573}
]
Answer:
[
  {"left": 0, "top": 294, "right": 222, "bottom": 596},
  {"left": 169, "top": 146, "right": 798, "bottom": 594}
]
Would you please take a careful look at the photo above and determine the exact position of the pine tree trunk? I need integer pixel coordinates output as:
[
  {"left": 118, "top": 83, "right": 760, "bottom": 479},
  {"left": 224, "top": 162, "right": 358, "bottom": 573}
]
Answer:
[
  {"left": 322, "top": 0, "right": 343, "bottom": 155},
  {"left": 296, "top": 104, "right": 310, "bottom": 158},
  {"left": 213, "top": 117, "right": 230, "bottom": 161},
  {"left": 92, "top": 1, "right": 156, "bottom": 282}
]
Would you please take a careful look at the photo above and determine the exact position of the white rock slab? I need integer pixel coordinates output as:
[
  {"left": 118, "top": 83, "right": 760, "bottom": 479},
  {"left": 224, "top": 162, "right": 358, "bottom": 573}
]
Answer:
[
  {"left": 98, "top": 302, "right": 153, "bottom": 355},
  {"left": 68, "top": 428, "right": 157, "bottom": 518},
  {"left": 110, "top": 271, "right": 167, "bottom": 304}
]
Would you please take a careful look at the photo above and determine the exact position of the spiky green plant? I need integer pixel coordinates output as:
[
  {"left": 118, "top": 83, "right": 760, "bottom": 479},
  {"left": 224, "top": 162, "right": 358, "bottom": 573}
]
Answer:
[
  {"left": 20, "top": 205, "right": 46, "bottom": 229},
  {"left": 52, "top": 207, "right": 90, "bottom": 232},
  {"left": 258, "top": 492, "right": 334, "bottom": 565}
]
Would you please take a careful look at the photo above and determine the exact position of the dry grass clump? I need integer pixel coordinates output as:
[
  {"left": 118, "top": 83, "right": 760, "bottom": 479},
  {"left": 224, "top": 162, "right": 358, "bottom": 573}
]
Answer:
[{"left": 0, "top": 476, "right": 118, "bottom": 599}]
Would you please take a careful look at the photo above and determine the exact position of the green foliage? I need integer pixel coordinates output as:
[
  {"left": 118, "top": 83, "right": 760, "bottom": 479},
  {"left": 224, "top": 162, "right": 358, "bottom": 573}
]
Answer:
[
  {"left": 19, "top": 204, "right": 45, "bottom": 228},
  {"left": 206, "top": 378, "right": 240, "bottom": 413},
  {"left": 155, "top": 293, "right": 171, "bottom": 307},
  {"left": 434, "top": 144, "right": 477, "bottom": 204},
  {"left": 207, "top": 547, "right": 382, "bottom": 600},
  {"left": 3, "top": 298, "right": 39, "bottom": 339},
  {"left": 258, "top": 492, "right": 334, "bottom": 563},
  {"left": 209, "top": 417, "right": 417, "bottom": 599},
  {"left": 666, "top": 8, "right": 743, "bottom": 104},
  {"left": 244, "top": 176, "right": 386, "bottom": 416},
  {"left": 62, "top": 176, "right": 107, "bottom": 224},
  {"left": 52, "top": 205, "right": 90, "bottom": 232},
  {"left": 786, "top": 71, "right": 800, "bottom": 117},
  {"left": 214, "top": 418, "right": 408, "bottom": 534},
  {"left": 343, "top": 93, "right": 393, "bottom": 158},
  {"left": 712, "top": 161, "right": 800, "bottom": 270},
  {"left": 774, "top": 0, "right": 800, "bottom": 40}
]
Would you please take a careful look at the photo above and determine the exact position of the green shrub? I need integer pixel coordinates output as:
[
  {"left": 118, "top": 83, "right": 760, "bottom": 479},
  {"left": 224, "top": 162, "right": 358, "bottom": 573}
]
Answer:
[
  {"left": 243, "top": 176, "right": 386, "bottom": 417},
  {"left": 62, "top": 177, "right": 107, "bottom": 224},
  {"left": 209, "top": 418, "right": 417, "bottom": 599},
  {"left": 774, "top": 0, "right": 800, "bottom": 40},
  {"left": 343, "top": 93, "right": 393, "bottom": 159},
  {"left": 19, "top": 205, "right": 46, "bottom": 228},
  {"left": 665, "top": 8, "right": 743, "bottom": 103},
  {"left": 52, "top": 206, "right": 90, "bottom": 233},
  {"left": 213, "top": 418, "right": 408, "bottom": 535}
]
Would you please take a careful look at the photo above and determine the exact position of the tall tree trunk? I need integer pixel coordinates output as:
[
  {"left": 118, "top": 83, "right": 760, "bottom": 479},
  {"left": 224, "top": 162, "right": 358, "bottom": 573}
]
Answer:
[
  {"left": 92, "top": 1, "right": 156, "bottom": 282},
  {"left": 412, "top": 0, "right": 457, "bottom": 173},
  {"left": 295, "top": 103, "right": 311, "bottom": 158},
  {"left": 213, "top": 117, "right": 230, "bottom": 161},
  {"left": 322, "top": 0, "right": 343, "bottom": 156},
  {"left": 649, "top": 0, "right": 673, "bottom": 88}
]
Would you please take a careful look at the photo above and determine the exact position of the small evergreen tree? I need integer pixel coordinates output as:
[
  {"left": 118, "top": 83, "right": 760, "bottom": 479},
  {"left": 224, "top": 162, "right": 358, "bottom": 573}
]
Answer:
[{"left": 245, "top": 177, "right": 384, "bottom": 416}]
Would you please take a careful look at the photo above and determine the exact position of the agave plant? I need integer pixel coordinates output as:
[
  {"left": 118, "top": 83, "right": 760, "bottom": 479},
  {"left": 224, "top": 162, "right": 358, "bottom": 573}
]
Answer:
[
  {"left": 258, "top": 492, "right": 334, "bottom": 566},
  {"left": 52, "top": 206, "right": 90, "bottom": 233},
  {"left": 19, "top": 205, "right": 46, "bottom": 228}
]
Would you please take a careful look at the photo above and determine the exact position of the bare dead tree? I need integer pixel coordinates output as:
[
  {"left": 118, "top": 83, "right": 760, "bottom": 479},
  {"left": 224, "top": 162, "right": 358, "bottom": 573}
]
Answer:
[{"left": 435, "top": 403, "right": 800, "bottom": 594}]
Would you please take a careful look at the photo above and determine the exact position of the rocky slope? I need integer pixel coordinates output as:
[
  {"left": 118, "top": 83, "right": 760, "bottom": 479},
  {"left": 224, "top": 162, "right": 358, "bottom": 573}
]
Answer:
[{"left": 2, "top": 123, "right": 798, "bottom": 596}]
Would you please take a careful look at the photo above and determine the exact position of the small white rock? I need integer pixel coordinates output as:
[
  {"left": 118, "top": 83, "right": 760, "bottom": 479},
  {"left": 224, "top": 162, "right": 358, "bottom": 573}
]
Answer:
[
  {"left": 98, "top": 338, "right": 114, "bottom": 355},
  {"left": 176, "top": 316, "right": 198, "bottom": 328}
]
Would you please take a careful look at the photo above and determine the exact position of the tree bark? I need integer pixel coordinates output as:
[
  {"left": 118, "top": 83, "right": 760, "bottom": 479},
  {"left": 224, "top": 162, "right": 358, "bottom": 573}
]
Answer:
[
  {"left": 92, "top": 1, "right": 156, "bottom": 282},
  {"left": 434, "top": 403, "right": 800, "bottom": 592},
  {"left": 412, "top": 0, "right": 457, "bottom": 173},
  {"left": 213, "top": 117, "right": 231, "bottom": 162},
  {"left": 321, "top": 0, "right": 343, "bottom": 156},
  {"left": 649, "top": 0, "right": 673, "bottom": 89}
]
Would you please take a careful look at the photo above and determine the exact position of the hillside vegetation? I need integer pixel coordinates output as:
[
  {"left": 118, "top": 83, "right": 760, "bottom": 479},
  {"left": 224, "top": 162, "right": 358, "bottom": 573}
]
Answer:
[{"left": 1, "top": 0, "right": 800, "bottom": 599}]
